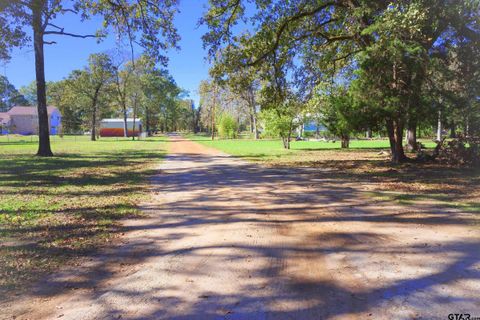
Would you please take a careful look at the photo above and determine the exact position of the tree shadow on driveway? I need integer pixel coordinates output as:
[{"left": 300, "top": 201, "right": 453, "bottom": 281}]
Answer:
[{"left": 4, "top": 150, "right": 480, "bottom": 320}]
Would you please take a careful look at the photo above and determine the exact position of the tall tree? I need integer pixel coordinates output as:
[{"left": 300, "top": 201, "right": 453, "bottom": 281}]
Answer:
[
  {"left": 199, "top": 79, "right": 221, "bottom": 140},
  {"left": 0, "top": 75, "right": 28, "bottom": 111},
  {"left": 209, "top": 45, "right": 262, "bottom": 139},
  {"left": 19, "top": 81, "right": 39, "bottom": 106},
  {"left": 310, "top": 84, "right": 356, "bottom": 148},
  {"left": 0, "top": 0, "right": 179, "bottom": 156},
  {"left": 111, "top": 57, "right": 132, "bottom": 138},
  {"left": 66, "top": 53, "right": 114, "bottom": 141},
  {"left": 47, "top": 80, "right": 85, "bottom": 134}
]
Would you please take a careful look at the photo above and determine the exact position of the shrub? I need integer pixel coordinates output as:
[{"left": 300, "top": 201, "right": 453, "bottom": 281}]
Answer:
[
  {"left": 259, "top": 109, "right": 295, "bottom": 139},
  {"left": 218, "top": 114, "right": 238, "bottom": 139},
  {"left": 438, "top": 135, "right": 480, "bottom": 167}
]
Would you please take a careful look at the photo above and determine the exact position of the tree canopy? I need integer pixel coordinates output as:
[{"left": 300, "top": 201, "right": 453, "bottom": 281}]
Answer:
[
  {"left": 0, "top": 75, "right": 28, "bottom": 112},
  {"left": 202, "top": 0, "right": 480, "bottom": 162}
]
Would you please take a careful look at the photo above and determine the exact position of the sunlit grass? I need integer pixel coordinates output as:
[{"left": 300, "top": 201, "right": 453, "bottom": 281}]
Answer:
[{"left": 186, "top": 133, "right": 437, "bottom": 161}]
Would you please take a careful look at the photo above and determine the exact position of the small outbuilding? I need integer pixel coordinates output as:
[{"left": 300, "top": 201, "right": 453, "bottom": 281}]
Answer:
[{"left": 100, "top": 118, "right": 143, "bottom": 137}]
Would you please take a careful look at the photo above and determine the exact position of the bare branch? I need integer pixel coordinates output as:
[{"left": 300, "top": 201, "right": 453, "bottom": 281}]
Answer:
[
  {"left": 59, "top": 8, "right": 78, "bottom": 14},
  {"left": 46, "top": 23, "right": 64, "bottom": 31},
  {"left": 44, "top": 30, "right": 97, "bottom": 38}
]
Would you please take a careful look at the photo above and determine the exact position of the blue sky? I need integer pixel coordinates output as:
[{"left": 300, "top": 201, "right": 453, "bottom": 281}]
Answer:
[{"left": 2, "top": 0, "right": 211, "bottom": 107}]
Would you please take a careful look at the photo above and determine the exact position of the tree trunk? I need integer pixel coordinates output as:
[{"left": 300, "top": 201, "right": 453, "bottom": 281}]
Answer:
[
  {"left": 90, "top": 96, "right": 98, "bottom": 141},
  {"left": 132, "top": 94, "right": 137, "bottom": 141},
  {"left": 281, "top": 136, "right": 290, "bottom": 149},
  {"left": 193, "top": 110, "right": 199, "bottom": 133},
  {"left": 249, "top": 114, "right": 254, "bottom": 134},
  {"left": 450, "top": 121, "right": 456, "bottom": 138},
  {"left": 122, "top": 103, "right": 128, "bottom": 137},
  {"left": 252, "top": 107, "right": 259, "bottom": 139},
  {"left": 211, "top": 110, "right": 215, "bottom": 140},
  {"left": 281, "top": 124, "right": 292, "bottom": 149},
  {"left": 406, "top": 121, "right": 417, "bottom": 151},
  {"left": 464, "top": 114, "right": 470, "bottom": 137},
  {"left": 191, "top": 102, "right": 196, "bottom": 133},
  {"left": 341, "top": 134, "right": 350, "bottom": 148},
  {"left": 366, "top": 128, "right": 372, "bottom": 139},
  {"left": 436, "top": 110, "right": 442, "bottom": 142},
  {"left": 146, "top": 108, "right": 151, "bottom": 136},
  {"left": 386, "top": 119, "right": 407, "bottom": 163},
  {"left": 211, "top": 86, "right": 216, "bottom": 140},
  {"left": 33, "top": 1, "right": 53, "bottom": 157}
]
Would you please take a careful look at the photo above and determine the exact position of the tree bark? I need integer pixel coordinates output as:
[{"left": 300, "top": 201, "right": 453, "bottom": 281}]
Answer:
[
  {"left": 191, "top": 102, "right": 196, "bottom": 133},
  {"left": 282, "top": 136, "right": 290, "bottom": 149},
  {"left": 33, "top": 1, "right": 53, "bottom": 156},
  {"left": 211, "top": 85, "right": 216, "bottom": 140},
  {"left": 122, "top": 103, "right": 128, "bottom": 137},
  {"left": 406, "top": 121, "right": 417, "bottom": 151},
  {"left": 450, "top": 121, "right": 456, "bottom": 138},
  {"left": 249, "top": 114, "right": 254, "bottom": 134},
  {"left": 90, "top": 108, "right": 96, "bottom": 141},
  {"left": 464, "top": 114, "right": 470, "bottom": 137},
  {"left": 90, "top": 93, "right": 98, "bottom": 141},
  {"left": 386, "top": 119, "right": 407, "bottom": 163},
  {"left": 252, "top": 105, "right": 259, "bottom": 139},
  {"left": 341, "top": 134, "right": 350, "bottom": 148},
  {"left": 114, "top": 71, "right": 129, "bottom": 138},
  {"left": 145, "top": 107, "right": 151, "bottom": 136},
  {"left": 132, "top": 93, "right": 137, "bottom": 141},
  {"left": 436, "top": 110, "right": 442, "bottom": 142},
  {"left": 281, "top": 122, "right": 293, "bottom": 149},
  {"left": 366, "top": 128, "right": 372, "bottom": 139},
  {"left": 211, "top": 110, "right": 215, "bottom": 140}
]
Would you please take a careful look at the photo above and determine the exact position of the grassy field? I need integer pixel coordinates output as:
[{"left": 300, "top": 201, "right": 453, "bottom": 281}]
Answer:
[
  {"left": 0, "top": 135, "right": 166, "bottom": 295},
  {"left": 1, "top": 133, "right": 477, "bottom": 296},
  {"left": 187, "top": 133, "right": 438, "bottom": 165},
  {"left": 186, "top": 133, "right": 480, "bottom": 215}
]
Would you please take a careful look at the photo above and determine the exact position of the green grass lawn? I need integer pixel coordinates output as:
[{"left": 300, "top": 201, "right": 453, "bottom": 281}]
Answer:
[
  {"left": 187, "top": 133, "right": 437, "bottom": 159},
  {"left": 0, "top": 134, "right": 166, "bottom": 294},
  {"left": 186, "top": 133, "right": 437, "bottom": 165}
]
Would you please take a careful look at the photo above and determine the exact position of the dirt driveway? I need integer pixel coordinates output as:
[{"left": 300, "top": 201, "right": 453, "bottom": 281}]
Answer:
[{"left": 3, "top": 136, "right": 479, "bottom": 319}]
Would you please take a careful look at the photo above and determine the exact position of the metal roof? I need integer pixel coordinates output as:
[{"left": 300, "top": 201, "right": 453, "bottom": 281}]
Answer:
[
  {"left": 100, "top": 118, "right": 142, "bottom": 122},
  {"left": 7, "top": 106, "right": 59, "bottom": 115}
]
